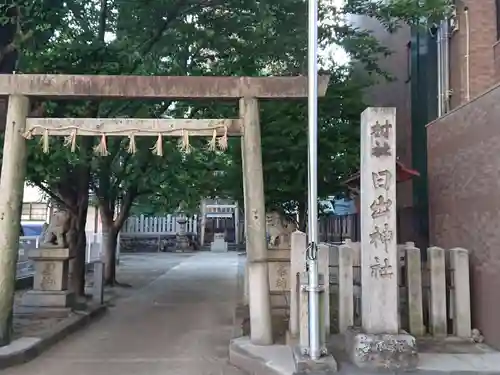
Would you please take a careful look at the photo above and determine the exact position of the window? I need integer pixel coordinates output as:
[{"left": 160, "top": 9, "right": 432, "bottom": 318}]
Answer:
[
  {"left": 405, "top": 41, "right": 412, "bottom": 83},
  {"left": 497, "top": 0, "right": 500, "bottom": 39},
  {"left": 21, "top": 203, "right": 48, "bottom": 221}
]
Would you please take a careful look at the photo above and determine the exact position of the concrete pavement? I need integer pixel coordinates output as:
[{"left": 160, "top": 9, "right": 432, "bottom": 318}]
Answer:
[{"left": 4, "top": 252, "right": 246, "bottom": 375}]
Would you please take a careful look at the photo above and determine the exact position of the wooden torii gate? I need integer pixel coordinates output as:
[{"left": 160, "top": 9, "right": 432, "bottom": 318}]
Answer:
[{"left": 0, "top": 74, "right": 329, "bottom": 345}]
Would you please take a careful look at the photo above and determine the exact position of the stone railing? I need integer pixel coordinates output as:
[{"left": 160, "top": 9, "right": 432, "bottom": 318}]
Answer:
[
  {"left": 330, "top": 240, "right": 471, "bottom": 338},
  {"left": 257, "top": 230, "right": 472, "bottom": 348},
  {"left": 278, "top": 233, "right": 472, "bottom": 346}
]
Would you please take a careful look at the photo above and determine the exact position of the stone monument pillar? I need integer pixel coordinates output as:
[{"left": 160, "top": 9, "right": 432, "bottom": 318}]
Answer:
[
  {"left": 346, "top": 107, "right": 418, "bottom": 371},
  {"left": 210, "top": 232, "right": 228, "bottom": 252}
]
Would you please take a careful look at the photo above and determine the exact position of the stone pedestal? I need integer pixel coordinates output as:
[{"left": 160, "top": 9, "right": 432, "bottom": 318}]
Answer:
[
  {"left": 345, "top": 327, "right": 418, "bottom": 371},
  {"left": 210, "top": 233, "right": 228, "bottom": 252},
  {"left": 175, "top": 234, "right": 190, "bottom": 252},
  {"left": 21, "top": 247, "right": 75, "bottom": 313}
]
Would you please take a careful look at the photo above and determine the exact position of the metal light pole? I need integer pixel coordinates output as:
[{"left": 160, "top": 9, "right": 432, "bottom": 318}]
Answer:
[{"left": 306, "top": 0, "right": 321, "bottom": 361}]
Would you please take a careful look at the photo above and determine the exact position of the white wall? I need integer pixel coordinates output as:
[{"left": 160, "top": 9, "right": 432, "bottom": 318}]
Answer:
[
  {"left": 23, "top": 182, "right": 102, "bottom": 232},
  {"left": 23, "top": 183, "right": 47, "bottom": 203},
  {"left": 86, "top": 205, "right": 102, "bottom": 234}
]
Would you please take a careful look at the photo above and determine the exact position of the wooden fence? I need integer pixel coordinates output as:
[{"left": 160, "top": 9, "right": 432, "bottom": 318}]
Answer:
[
  {"left": 122, "top": 214, "right": 198, "bottom": 236},
  {"left": 319, "top": 214, "right": 359, "bottom": 243},
  {"left": 318, "top": 207, "right": 427, "bottom": 247}
]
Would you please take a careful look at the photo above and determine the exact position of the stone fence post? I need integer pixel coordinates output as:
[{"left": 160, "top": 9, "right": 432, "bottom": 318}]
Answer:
[
  {"left": 449, "top": 247, "right": 471, "bottom": 338},
  {"left": 405, "top": 242, "right": 424, "bottom": 336},
  {"left": 428, "top": 246, "right": 447, "bottom": 336},
  {"left": 289, "top": 230, "right": 306, "bottom": 339},
  {"left": 338, "top": 242, "right": 354, "bottom": 333}
]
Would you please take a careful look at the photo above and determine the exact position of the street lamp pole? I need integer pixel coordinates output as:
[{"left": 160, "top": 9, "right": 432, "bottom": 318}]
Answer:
[{"left": 306, "top": 0, "right": 321, "bottom": 361}]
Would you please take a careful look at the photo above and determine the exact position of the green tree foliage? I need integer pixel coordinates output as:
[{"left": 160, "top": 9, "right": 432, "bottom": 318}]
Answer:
[
  {"left": 0, "top": 0, "right": 453, "bottom": 289},
  {"left": 207, "top": 68, "right": 368, "bottom": 230},
  {"left": 344, "top": 0, "right": 453, "bottom": 31},
  {"left": 4, "top": 0, "right": 341, "bottom": 287},
  {"left": 155, "top": 0, "right": 453, "bottom": 230}
]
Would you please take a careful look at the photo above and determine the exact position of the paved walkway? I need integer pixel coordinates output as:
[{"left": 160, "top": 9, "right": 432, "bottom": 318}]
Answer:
[{"left": 5, "top": 252, "right": 246, "bottom": 375}]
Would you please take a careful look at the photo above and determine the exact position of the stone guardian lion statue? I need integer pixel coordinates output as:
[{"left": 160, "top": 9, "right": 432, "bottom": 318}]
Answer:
[
  {"left": 265, "top": 211, "right": 296, "bottom": 248},
  {"left": 41, "top": 210, "right": 71, "bottom": 248}
]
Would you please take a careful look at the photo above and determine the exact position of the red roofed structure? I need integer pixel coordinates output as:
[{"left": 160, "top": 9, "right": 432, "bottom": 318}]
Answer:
[{"left": 342, "top": 160, "right": 420, "bottom": 213}]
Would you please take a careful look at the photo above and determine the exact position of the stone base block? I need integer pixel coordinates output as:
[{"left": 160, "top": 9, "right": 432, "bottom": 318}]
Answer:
[
  {"left": 211, "top": 248, "right": 228, "bottom": 253},
  {"left": 28, "top": 247, "right": 74, "bottom": 260},
  {"left": 210, "top": 243, "right": 228, "bottom": 252},
  {"left": 174, "top": 248, "right": 193, "bottom": 253},
  {"left": 229, "top": 337, "right": 296, "bottom": 375},
  {"left": 21, "top": 290, "right": 75, "bottom": 309},
  {"left": 175, "top": 241, "right": 190, "bottom": 249},
  {"left": 14, "top": 306, "right": 71, "bottom": 318},
  {"left": 345, "top": 327, "right": 418, "bottom": 371},
  {"left": 292, "top": 346, "right": 337, "bottom": 374},
  {"left": 33, "top": 260, "right": 69, "bottom": 291},
  {"left": 286, "top": 331, "right": 298, "bottom": 346}
]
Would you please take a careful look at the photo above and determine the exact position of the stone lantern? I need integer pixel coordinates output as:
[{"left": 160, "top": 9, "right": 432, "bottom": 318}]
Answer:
[{"left": 175, "top": 202, "right": 191, "bottom": 252}]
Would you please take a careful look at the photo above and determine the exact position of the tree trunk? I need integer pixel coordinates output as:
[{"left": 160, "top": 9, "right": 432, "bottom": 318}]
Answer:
[
  {"left": 0, "top": 6, "right": 19, "bottom": 73},
  {"left": 104, "top": 229, "right": 118, "bottom": 285},
  {"left": 68, "top": 216, "right": 87, "bottom": 297},
  {"left": 298, "top": 200, "right": 307, "bottom": 232},
  {"left": 101, "top": 214, "right": 118, "bottom": 285},
  {"left": 60, "top": 160, "right": 91, "bottom": 298},
  {"left": 97, "top": 189, "right": 136, "bottom": 286}
]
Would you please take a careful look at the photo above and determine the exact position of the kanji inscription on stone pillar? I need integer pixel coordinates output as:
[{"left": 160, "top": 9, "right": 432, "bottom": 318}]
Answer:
[{"left": 360, "top": 107, "right": 398, "bottom": 334}]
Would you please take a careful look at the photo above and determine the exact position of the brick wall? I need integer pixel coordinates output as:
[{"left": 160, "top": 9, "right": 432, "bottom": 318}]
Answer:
[
  {"left": 427, "top": 82, "right": 500, "bottom": 348},
  {"left": 448, "top": 0, "right": 498, "bottom": 108},
  {"left": 493, "top": 40, "right": 500, "bottom": 80}
]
